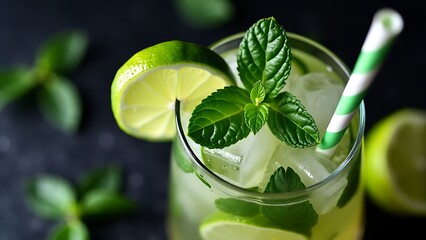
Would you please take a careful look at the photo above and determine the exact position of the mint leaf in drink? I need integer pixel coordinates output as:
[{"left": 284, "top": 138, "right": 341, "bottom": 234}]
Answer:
[
  {"left": 215, "top": 198, "right": 260, "bottom": 216},
  {"left": 237, "top": 17, "right": 291, "bottom": 101},
  {"left": 188, "top": 86, "right": 251, "bottom": 148},
  {"left": 261, "top": 167, "right": 318, "bottom": 237},
  {"left": 268, "top": 92, "right": 320, "bottom": 148}
]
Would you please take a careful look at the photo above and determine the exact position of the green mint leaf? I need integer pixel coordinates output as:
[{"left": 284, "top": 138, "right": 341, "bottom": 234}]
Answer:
[
  {"left": 24, "top": 175, "right": 77, "bottom": 219},
  {"left": 0, "top": 67, "right": 37, "bottom": 109},
  {"left": 35, "top": 30, "right": 88, "bottom": 74},
  {"left": 264, "top": 167, "right": 306, "bottom": 192},
  {"left": 77, "top": 164, "right": 122, "bottom": 198},
  {"left": 49, "top": 220, "right": 89, "bottom": 240},
  {"left": 215, "top": 198, "right": 260, "bottom": 216},
  {"left": 245, "top": 81, "right": 268, "bottom": 133},
  {"left": 175, "top": 0, "right": 234, "bottom": 29},
  {"left": 250, "top": 81, "right": 266, "bottom": 104},
  {"left": 80, "top": 190, "right": 136, "bottom": 218},
  {"left": 244, "top": 103, "right": 268, "bottom": 134},
  {"left": 261, "top": 167, "right": 318, "bottom": 237},
  {"left": 188, "top": 86, "right": 251, "bottom": 149},
  {"left": 237, "top": 17, "right": 291, "bottom": 100},
  {"left": 37, "top": 74, "right": 82, "bottom": 134},
  {"left": 267, "top": 92, "right": 319, "bottom": 148}
]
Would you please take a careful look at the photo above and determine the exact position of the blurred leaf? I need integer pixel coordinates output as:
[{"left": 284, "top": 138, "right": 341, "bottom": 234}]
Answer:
[
  {"left": 25, "top": 175, "right": 77, "bottom": 219},
  {"left": 175, "top": 0, "right": 234, "bottom": 28},
  {"left": 49, "top": 220, "right": 89, "bottom": 240},
  {"left": 35, "top": 30, "right": 88, "bottom": 74},
  {"left": 77, "top": 164, "right": 122, "bottom": 197},
  {"left": 37, "top": 74, "right": 82, "bottom": 134},
  {"left": 80, "top": 190, "right": 136, "bottom": 218},
  {"left": 0, "top": 67, "right": 37, "bottom": 109}
]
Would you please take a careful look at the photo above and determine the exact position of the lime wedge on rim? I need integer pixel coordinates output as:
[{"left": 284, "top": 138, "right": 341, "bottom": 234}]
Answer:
[
  {"left": 111, "top": 40, "right": 235, "bottom": 141},
  {"left": 364, "top": 108, "right": 426, "bottom": 215},
  {"left": 200, "top": 211, "right": 307, "bottom": 240}
]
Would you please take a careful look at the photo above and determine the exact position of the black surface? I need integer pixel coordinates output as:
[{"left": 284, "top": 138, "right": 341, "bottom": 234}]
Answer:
[{"left": 1, "top": 0, "right": 425, "bottom": 239}]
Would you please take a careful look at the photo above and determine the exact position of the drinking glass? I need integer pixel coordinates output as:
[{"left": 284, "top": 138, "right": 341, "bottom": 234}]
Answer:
[{"left": 167, "top": 32, "right": 365, "bottom": 240}]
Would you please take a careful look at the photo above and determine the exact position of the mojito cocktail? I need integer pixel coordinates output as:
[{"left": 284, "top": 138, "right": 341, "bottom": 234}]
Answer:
[
  {"left": 168, "top": 31, "right": 365, "bottom": 240},
  {"left": 110, "top": 17, "right": 365, "bottom": 240}
]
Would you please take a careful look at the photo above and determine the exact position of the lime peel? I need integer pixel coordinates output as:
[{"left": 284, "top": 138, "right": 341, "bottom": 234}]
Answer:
[
  {"left": 200, "top": 211, "right": 308, "bottom": 240},
  {"left": 111, "top": 40, "right": 235, "bottom": 141}
]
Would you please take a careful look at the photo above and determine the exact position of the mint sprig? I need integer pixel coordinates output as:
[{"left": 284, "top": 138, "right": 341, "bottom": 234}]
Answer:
[
  {"left": 0, "top": 30, "right": 87, "bottom": 134},
  {"left": 24, "top": 164, "right": 136, "bottom": 240},
  {"left": 188, "top": 17, "right": 319, "bottom": 149}
]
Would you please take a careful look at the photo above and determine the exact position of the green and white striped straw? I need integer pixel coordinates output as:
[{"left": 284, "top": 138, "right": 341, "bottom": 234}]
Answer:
[{"left": 316, "top": 8, "right": 404, "bottom": 157}]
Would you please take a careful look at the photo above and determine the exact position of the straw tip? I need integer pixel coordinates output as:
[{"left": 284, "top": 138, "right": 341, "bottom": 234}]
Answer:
[{"left": 374, "top": 8, "right": 404, "bottom": 36}]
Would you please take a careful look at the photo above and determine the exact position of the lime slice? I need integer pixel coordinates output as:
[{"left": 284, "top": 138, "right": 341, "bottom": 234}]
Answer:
[
  {"left": 200, "top": 211, "right": 307, "bottom": 240},
  {"left": 364, "top": 108, "right": 426, "bottom": 215},
  {"left": 111, "top": 40, "right": 235, "bottom": 141}
]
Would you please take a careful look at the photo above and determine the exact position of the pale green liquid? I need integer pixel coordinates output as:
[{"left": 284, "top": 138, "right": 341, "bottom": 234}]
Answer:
[{"left": 167, "top": 46, "right": 364, "bottom": 240}]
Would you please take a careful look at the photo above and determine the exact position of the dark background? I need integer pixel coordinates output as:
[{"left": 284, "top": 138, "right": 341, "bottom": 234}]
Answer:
[{"left": 1, "top": 0, "right": 425, "bottom": 239}]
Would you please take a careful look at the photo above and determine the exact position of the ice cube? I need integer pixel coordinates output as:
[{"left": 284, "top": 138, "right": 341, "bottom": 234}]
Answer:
[
  {"left": 287, "top": 72, "right": 344, "bottom": 134},
  {"left": 202, "top": 146, "right": 243, "bottom": 183},
  {"left": 279, "top": 147, "right": 347, "bottom": 214},
  {"left": 280, "top": 147, "right": 337, "bottom": 186},
  {"left": 202, "top": 127, "right": 281, "bottom": 189},
  {"left": 237, "top": 127, "right": 281, "bottom": 188}
]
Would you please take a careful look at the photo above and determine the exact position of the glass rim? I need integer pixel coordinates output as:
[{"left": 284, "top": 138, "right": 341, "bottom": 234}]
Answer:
[{"left": 175, "top": 32, "right": 366, "bottom": 203}]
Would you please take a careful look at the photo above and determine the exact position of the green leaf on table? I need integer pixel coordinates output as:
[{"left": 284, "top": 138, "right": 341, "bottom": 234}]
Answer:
[
  {"left": 188, "top": 86, "right": 251, "bottom": 149},
  {"left": 24, "top": 175, "right": 77, "bottom": 219},
  {"left": 267, "top": 92, "right": 319, "bottom": 148},
  {"left": 49, "top": 220, "right": 89, "bottom": 240},
  {"left": 37, "top": 74, "right": 82, "bottom": 134},
  {"left": 0, "top": 67, "right": 37, "bottom": 109},
  {"left": 35, "top": 30, "right": 88, "bottom": 74},
  {"left": 215, "top": 198, "right": 260, "bottom": 216},
  {"left": 80, "top": 190, "right": 136, "bottom": 218},
  {"left": 174, "top": 0, "right": 234, "bottom": 29},
  {"left": 77, "top": 164, "right": 122, "bottom": 198},
  {"left": 237, "top": 17, "right": 292, "bottom": 100},
  {"left": 261, "top": 167, "right": 318, "bottom": 237}
]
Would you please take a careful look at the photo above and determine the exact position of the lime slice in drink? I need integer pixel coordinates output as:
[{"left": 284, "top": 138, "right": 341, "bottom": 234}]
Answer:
[
  {"left": 364, "top": 108, "right": 426, "bottom": 215},
  {"left": 200, "top": 212, "right": 307, "bottom": 240},
  {"left": 111, "top": 40, "right": 235, "bottom": 141}
]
